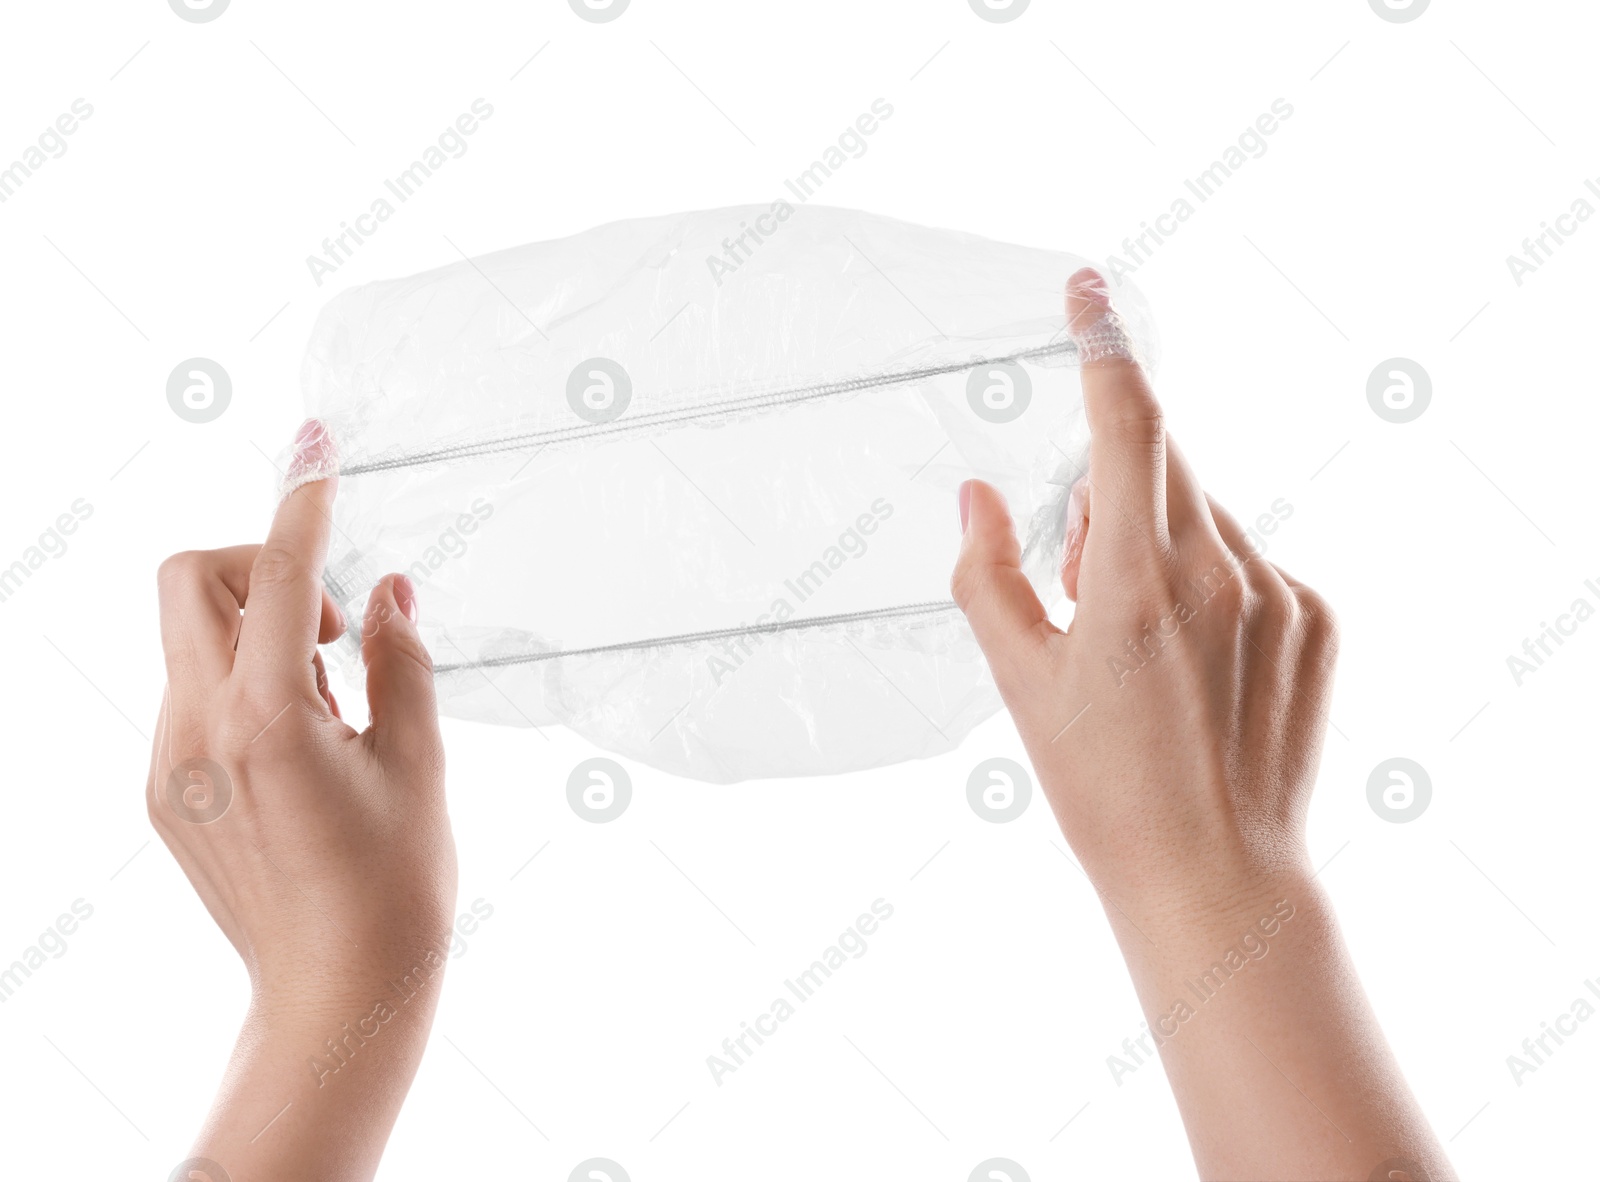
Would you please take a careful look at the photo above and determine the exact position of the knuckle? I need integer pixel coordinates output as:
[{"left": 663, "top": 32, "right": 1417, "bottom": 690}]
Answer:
[
  {"left": 1103, "top": 404, "right": 1166, "bottom": 453},
  {"left": 388, "top": 633, "right": 436, "bottom": 678},
  {"left": 364, "top": 612, "right": 434, "bottom": 675},
  {"left": 156, "top": 550, "right": 207, "bottom": 592},
  {"left": 1296, "top": 588, "right": 1340, "bottom": 647},
  {"left": 1215, "top": 579, "right": 1250, "bottom": 620},
  {"left": 949, "top": 560, "right": 988, "bottom": 615},
  {"left": 250, "top": 543, "right": 305, "bottom": 590},
  {"left": 1183, "top": 555, "right": 1245, "bottom": 615},
  {"left": 220, "top": 685, "right": 297, "bottom": 747}
]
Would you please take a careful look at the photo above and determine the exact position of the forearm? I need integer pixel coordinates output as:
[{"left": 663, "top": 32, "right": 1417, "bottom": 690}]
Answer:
[
  {"left": 1100, "top": 869, "right": 1452, "bottom": 1182},
  {"left": 188, "top": 962, "right": 445, "bottom": 1182}
]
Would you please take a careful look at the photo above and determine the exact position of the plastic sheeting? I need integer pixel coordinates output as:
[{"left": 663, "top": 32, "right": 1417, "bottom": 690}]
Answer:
[{"left": 302, "top": 205, "right": 1157, "bottom": 782}]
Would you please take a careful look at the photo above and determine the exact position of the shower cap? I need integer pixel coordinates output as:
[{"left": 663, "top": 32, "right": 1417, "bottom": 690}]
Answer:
[{"left": 302, "top": 205, "right": 1157, "bottom": 782}]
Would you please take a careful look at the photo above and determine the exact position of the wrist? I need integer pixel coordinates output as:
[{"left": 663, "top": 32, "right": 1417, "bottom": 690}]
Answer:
[
  {"left": 190, "top": 955, "right": 447, "bottom": 1181},
  {"left": 249, "top": 942, "right": 450, "bottom": 1051},
  {"left": 1093, "top": 857, "right": 1321, "bottom": 955}
]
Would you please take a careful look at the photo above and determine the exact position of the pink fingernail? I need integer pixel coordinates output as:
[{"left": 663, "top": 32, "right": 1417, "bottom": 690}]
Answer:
[
  {"left": 958, "top": 481, "right": 973, "bottom": 533},
  {"left": 393, "top": 574, "right": 418, "bottom": 624},
  {"left": 284, "top": 418, "right": 338, "bottom": 494},
  {"left": 1069, "top": 267, "right": 1111, "bottom": 308},
  {"left": 1066, "top": 475, "right": 1087, "bottom": 522},
  {"left": 1063, "top": 476, "right": 1089, "bottom": 557},
  {"left": 1067, "top": 270, "right": 1136, "bottom": 364}
]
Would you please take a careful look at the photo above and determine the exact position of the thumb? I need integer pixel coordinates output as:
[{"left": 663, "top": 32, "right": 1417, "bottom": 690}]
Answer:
[
  {"left": 951, "top": 480, "right": 1054, "bottom": 678},
  {"left": 361, "top": 573, "right": 442, "bottom": 767}
]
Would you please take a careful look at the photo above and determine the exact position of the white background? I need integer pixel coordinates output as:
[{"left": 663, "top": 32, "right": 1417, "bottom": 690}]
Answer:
[{"left": 1, "top": 1, "right": 1594, "bottom": 1178}]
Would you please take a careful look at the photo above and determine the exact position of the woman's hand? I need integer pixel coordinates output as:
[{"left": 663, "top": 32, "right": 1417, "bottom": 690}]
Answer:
[
  {"left": 952, "top": 272, "right": 1452, "bottom": 1182},
  {"left": 149, "top": 420, "right": 455, "bottom": 1182},
  {"left": 954, "top": 270, "right": 1335, "bottom": 916}
]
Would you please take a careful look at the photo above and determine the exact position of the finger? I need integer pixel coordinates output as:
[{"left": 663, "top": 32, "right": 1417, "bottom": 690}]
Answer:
[
  {"left": 1163, "top": 435, "right": 1226, "bottom": 552},
  {"left": 1205, "top": 495, "right": 1288, "bottom": 592},
  {"left": 1067, "top": 268, "right": 1167, "bottom": 552},
  {"left": 234, "top": 420, "right": 341, "bottom": 693},
  {"left": 952, "top": 480, "right": 1057, "bottom": 675},
  {"left": 1061, "top": 476, "right": 1089, "bottom": 602},
  {"left": 209, "top": 546, "right": 348, "bottom": 647},
  {"left": 1274, "top": 564, "right": 1313, "bottom": 592},
  {"left": 160, "top": 545, "right": 347, "bottom": 680},
  {"left": 146, "top": 685, "right": 171, "bottom": 818},
  {"left": 1203, "top": 494, "right": 1259, "bottom": 562},
  {"left": 361, "top": 574, "right": 443, "bottom": 771},
  {"left": 156, "top": 546, "right": 261, "bottom": 691},
  {"left": 311, "top": 650, "right": 340, "bottom": 719},
  {"left": 1066, "top": 438, "right": 1217, "bottom": 605}
]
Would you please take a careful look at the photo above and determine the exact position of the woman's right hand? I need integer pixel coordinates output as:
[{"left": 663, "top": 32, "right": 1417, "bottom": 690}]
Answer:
[
  {"left": 950, "top": 271, "right": 1452, "bottom": 1182},
  {"left": 952, "top": 269, "right": 1337, "bottom": 915}
]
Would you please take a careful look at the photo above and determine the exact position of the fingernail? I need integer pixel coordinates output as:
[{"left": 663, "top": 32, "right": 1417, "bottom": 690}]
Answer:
[
  {"left": 392, "top": 573, "right": 418, "bottom": 624},
  {"left": 1065, "top": 475, "right": 1088, "bottom": 524},
  {"left": 958, "top": 480, "right": 973, "bottom": 533},
  {"left": 1063, "top": 475, "right": 1089, "bottom": 558},
  {"left": 1066, "top": 269, "right": 1136, "bottom": 364},
  {"left": 284, "top": 418, "right": 338, "bottom": 494},
  {"left": 1069, "top": 267, "right": 1111, "bottom": 308},
  {"left": 334, "top": 603, "right": 348, "bottom": 634}
]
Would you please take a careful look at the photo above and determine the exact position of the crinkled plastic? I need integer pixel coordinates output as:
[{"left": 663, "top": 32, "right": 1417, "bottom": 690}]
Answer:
[{"left": 301, "top": 205, "right": 1157, "bottom": 782}]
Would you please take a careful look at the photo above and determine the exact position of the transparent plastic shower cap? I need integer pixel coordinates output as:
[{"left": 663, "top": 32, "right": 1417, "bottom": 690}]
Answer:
[{"left": 301, "top": 204, "right": 1158, "bottom": 782}]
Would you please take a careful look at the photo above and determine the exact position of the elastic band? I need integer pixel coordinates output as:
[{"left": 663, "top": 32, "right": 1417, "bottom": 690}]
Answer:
[
  {"left": 431, "top": 600, "right": 964, "bottom": 674},
  {"left": 339, "top": 339, "right": 1084, "bottom": 478}
]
